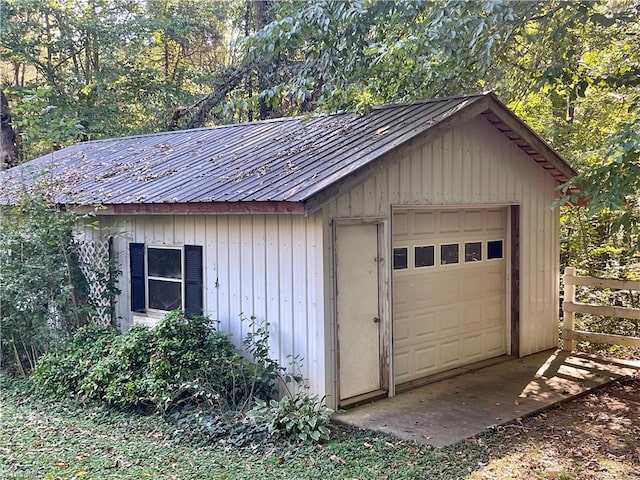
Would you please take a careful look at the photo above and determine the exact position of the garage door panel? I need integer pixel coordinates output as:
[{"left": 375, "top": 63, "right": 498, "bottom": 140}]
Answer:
[
  {"left": 438, "top": 305, "right": 462, "bottom": 334},
  {"left": 393, "top": 314, "right": 410, "bottom": 343},
  {"left": 440, "top": 211, "right": 461, "bottom": 233},
  {"left": 463, "top": 333, "right": 484, "bottom": 360},
  {"left": 486, "top": 271, "right": 505, "bottom": 294},
  {"left": 461, "top": 274, "right": 484, "bottom": 297},
  {"left": 394, "top": 352, "right": 410, "bottom": 381},
  {"left": 463, "top": 210, "right": 484, "bottom": 232},
  {"left": 415, "top": 312, "right": 438, "bottom": 339},
  {"left": 393, "top": 207, "right": 508, "bottom": 385},
  {"left": 394, "top": 212, "right": 409, "bottom": 235},
  {"left": 415, "top": 345, "right": 437, "bottom": 375},
  {"left": 440, "top": 339, "right": 462, "bottom": 367},
  {"left": 463, "top": 301, "right": 484, "bottom": 329},
  {"left": 414, "top": 211, "right": 436, "bottom": 234},
  {"left": 485, "top": 297, "right": 505, "bottom": 327},
  {"left": 486, "top": 327, "right": 507, "bottom": 355},
  {"left": 394, "top": 276, "right": 439, "bottom": 304},
  {"left": 486, "top": 209, "right": 506, "bottom": 230},
  {"left": 394, "top": 312, "right": 439, "bottom": 346},
  {"left": 435, "top": 276, "right": 462, "bottom": 304}
]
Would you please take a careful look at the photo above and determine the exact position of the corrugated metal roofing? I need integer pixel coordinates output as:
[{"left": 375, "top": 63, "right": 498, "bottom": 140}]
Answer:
[{"left": 0, "top": 93, "right": 576, "bottom": 209}]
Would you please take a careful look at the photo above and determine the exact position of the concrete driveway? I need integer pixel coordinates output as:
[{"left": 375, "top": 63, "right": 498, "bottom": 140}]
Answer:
[{"left": 332, "top": 349, "right": 640, "bottom": 447}]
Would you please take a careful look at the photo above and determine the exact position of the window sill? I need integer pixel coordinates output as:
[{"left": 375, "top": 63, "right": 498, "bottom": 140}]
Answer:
[{"left": 133, "top": 311, "right": 166, "bottom": 328}]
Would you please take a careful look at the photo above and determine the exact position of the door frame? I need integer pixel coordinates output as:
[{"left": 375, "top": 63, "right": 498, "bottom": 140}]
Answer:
[{"left": 333, "top": 217, "right": 390, "bottom": 407}]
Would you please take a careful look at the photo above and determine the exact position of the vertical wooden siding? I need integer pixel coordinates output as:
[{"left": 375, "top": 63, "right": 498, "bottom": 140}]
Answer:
[
  {"left": 85, "top": 214, "right": 326, "bottom": 398},
  {"left": 321, "top": 117, "right": 560, "bottom": 358}
]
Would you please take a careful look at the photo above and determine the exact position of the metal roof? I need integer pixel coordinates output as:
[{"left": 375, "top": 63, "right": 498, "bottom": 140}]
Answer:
[{"left": 0, "top": 93, "right": 577, "bottom": 214}]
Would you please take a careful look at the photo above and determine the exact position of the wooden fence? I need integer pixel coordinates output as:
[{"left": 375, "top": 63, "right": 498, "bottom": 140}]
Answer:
[{"left": 562, "top": 266, "right": 640, "bottom": 350}]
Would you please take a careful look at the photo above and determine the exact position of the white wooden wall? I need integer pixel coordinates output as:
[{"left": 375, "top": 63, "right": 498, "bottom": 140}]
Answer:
[
  {"left": 83, "top": 214, "right": 327, "bottom": 399},
  {"left": 321, "top": 116, "right": 560, "bottom": 359}
]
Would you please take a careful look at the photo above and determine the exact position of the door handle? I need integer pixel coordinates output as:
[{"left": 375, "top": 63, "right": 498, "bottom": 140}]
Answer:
[{"left": 373, "top": 316, "right": 380, "bottom": 323}]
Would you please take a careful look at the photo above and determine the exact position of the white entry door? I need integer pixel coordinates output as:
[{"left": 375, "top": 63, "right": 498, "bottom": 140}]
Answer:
[{"left": 335, "top": 223, "right": 382, "bottom": 402}]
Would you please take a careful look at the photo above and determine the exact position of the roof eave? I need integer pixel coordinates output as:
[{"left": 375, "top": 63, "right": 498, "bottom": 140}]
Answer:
[
  {"left": 482, "top": 93, "right": 579, "bottom": 182},
  {"left": 74, "top": 201, "right": 306, "bottom": 216}
]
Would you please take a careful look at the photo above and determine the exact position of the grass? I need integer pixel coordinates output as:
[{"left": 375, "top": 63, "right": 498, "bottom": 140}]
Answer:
[
  {"left": 0, "top": 374, "right": 489, "bottom": 480},
  {"left": 1, "top": 373, "right": 639, "bottom": 480}
]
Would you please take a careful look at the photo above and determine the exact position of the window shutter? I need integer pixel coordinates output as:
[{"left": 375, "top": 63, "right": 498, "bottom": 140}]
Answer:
[
  {"left": 184, "top": 245, "right": 203, "bottom": 315},
  {"left": 129, "top": 243, "right": 145, "bottom": 312}
]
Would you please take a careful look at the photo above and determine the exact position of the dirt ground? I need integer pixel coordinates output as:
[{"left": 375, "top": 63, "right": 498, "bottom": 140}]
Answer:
[{"left": 470, "top": 374, "right": 640, "bottom": 480}]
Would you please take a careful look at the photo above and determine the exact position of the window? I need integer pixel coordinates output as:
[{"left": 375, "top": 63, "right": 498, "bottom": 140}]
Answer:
[
  {"left": 393, "top": 247, "right": 408, "bottom": 270},
  {"left": 440, "top": 243, "right": 459, "bottom": 265},
  {"left": 148, "top": 248, "right": 182, "bottom": 311},
  {"left": 415, "top": 245, "right": 435, "bottom": 268},
  {"left": 464, "top": 242, "right": 482, "bottom": 262},
  {"left": 487, "top": 240, "right": 503, "bottom": 260},
  {"left": 130, "top": 243, "right": 203, "bottom": 314}
]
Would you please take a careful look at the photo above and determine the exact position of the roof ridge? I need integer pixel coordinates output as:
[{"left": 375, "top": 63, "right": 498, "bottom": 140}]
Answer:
[
  {"left": 60, "top": 93, "right": 489, "bottom": 147},
  {"left": 372, "top": 92, "right": 489, "bottom": 111}
]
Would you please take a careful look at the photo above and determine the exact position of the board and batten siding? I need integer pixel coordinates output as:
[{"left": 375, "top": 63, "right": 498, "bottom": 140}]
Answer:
[
  {"left": 321, "top": 116, "right": 560, "bottom": 358},
  {"left": 82, "top": 214, "right": 328, "bottom": 399}
]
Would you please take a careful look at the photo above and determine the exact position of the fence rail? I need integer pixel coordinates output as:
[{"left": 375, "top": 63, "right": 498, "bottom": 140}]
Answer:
[{"left": 562, "top": 266, "right": 640, "bottom": 350}]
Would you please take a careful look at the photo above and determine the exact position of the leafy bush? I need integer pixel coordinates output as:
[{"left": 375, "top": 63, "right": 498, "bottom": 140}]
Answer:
[
  {"left": 0, "top": 192, "right": 93, "bottom": 375},
  {"left": 32, "top": 311, "right": 280, "bottom": 412},
  {"left": 32, "top": 310, "right": 334, "bottom": 443},
  {"left": 248, "top": 391, "right": 333, "bottom": 442},
  {"left": 32, "top": 323, "right": 116, "bottom": 396}
]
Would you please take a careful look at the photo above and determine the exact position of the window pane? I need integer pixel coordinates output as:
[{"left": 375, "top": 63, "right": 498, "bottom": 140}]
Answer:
[
  {"left": 487, "top": 240, "right": 503, "bottom": 259},
  {"left": 393, "top": 247, "right": 408, "bottom": 270},
  {"left": 148, "top": 248, "right": 182, "bottom": 279},
  {"left": 465, "top": 242, "right": 482, "bottom": 262},
  {"left": 148, "top": 279, "right": 181, "bottom": 311},
  {"left": 440, "top": 244, "right": 459, "bottom": 265},
  {"left": 415, "top": 246, "right": 434, "bottom": 267}
]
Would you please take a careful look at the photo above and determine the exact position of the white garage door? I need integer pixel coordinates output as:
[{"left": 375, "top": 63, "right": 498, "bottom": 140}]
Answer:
[{"left": 392, "top": 208, "right": 508, "bottom": 386}]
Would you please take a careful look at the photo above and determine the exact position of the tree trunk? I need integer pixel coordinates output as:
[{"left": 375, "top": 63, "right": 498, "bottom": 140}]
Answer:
[
  {"left": 0, "top": 90, "right": 19, "bottom": 170},
  {"left": 254, "top": 0, "right": 274, "bottom": 120}
]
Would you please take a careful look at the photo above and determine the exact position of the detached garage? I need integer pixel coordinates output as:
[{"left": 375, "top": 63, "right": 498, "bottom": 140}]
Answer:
[{"left": 1, "top": 92, "right": 577, "bottom": 409}]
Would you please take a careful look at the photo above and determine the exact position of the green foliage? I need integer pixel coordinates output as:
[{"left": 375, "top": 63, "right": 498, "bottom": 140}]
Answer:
[
  {"left": 242, "top": 314, "right": 303, "bottom": 400},
  {"left": 32, "top": 323, "right": 117, "bottom": 396},
  {"left": 78, "top": 323, "right": 154, "bottom": 408},
  {"left": 31, "top": 310, "right": 333, "bottom": 443},
  {"left": 6, "top": 85, "right": 86, "bottom": 161},
  {"left": 31, "top": 311, "right": 289, "bottom": 413},
  {"left": 0, "top": 0, "right": 231, "bottom": 158},
  {"left": 248, "top": 391, "right": 333, "bottom": 443},
  {"left": 0, "top": 191, "right": 95, "bottom": 375},
  {"left": 242, "top": 0, "right": 531, "bottom": 114}
]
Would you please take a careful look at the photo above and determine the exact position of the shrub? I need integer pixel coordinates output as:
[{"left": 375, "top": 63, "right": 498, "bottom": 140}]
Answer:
[
  {"left": 0, "top": 192, "right": 93, "bottom": 375},
  {"left": 32, "top": 310, "right": 334, "bottom": 443},
  {"left": 247, "top": 390, "right": 333, "bottom": 442},
  {"left": 32, "top": 323, "right": 116, "bottom": 396},
  {"left": 32, "top": 311, "right": 278, "bottom": 412}
]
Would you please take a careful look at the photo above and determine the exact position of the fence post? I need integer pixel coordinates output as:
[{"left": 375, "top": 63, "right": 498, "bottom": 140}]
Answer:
[{"left": 563, "top": 266, "right": 576, "bottom": 351}]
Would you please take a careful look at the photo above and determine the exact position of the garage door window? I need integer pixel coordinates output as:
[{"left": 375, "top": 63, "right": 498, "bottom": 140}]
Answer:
[
  {"left": 464, "top": 242, "right": 482, "bottom": 262},
  {"left": 487, "top": 240, "right": 504, "bottom": 260},
  {"left": 440, "top": 243, "right": 459, "bottom": 265},
  {"left": 393, "top": 247, "right": 408, "bottom": 270},
  {"left": 415, "top": 245, "right": 435, "bottom": 268}
]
